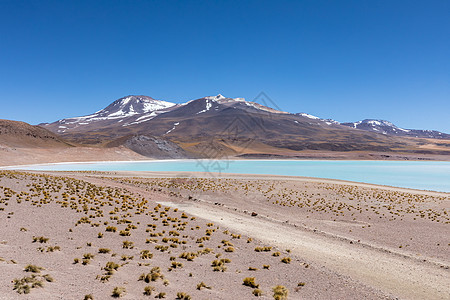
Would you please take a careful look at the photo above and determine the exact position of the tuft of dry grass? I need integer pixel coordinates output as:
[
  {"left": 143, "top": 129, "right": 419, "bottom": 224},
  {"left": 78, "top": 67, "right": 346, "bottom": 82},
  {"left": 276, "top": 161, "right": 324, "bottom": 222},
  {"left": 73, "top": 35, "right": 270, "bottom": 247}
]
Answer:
[
  {"left": 143, "top": 285, "right": 154, "bottom": 296},
  {"left": 272, "top": 285, "right": 288, "bottom": 300},
  {"left": 176, "top": 292, "right": 191, "bottom": 300},
  {"left": 98, "top": 248, "right": 111, "bottom": 254},
  {"left": 243, "top": 277, "right": 259, "bottom": 288},
  {"left": 111, "top": 286, "right": 126, "bottom": 298},
  {"left": 253, "top": 288, "right": 263, "bottom": 296},
  {"left": 196, "top": 281, "right": 211, "bottom": 290},
  {"left": 281, "top": 257, "right": 291, "bottom": 264},
  {"left": 24, "top": 264, "right": 44, "bottom": 273}
]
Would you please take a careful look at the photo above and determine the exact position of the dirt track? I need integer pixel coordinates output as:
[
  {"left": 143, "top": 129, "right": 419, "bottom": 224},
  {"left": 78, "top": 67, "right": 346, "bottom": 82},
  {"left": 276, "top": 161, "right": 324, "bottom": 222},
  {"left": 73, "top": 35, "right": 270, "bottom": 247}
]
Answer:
[{"left": 159, "top": 200, "right": 450, "bottom": 300}]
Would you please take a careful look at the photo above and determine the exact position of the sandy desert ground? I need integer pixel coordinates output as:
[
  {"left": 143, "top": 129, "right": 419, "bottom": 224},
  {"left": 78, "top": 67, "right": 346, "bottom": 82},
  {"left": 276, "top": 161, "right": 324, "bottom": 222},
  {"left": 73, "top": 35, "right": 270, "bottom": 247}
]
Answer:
[{"left": 0, "top": 170, "right": 449, "bottom": 299}]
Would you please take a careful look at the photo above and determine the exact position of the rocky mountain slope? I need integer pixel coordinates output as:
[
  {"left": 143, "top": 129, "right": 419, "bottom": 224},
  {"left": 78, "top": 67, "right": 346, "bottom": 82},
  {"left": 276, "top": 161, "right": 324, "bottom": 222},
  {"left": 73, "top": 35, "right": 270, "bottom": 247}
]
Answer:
[
  {"left": 39, "top": 95, "right": 450, "bottom": 157},
  {"left": 41, "top": 95, "right": 176, "bottom": 136}
]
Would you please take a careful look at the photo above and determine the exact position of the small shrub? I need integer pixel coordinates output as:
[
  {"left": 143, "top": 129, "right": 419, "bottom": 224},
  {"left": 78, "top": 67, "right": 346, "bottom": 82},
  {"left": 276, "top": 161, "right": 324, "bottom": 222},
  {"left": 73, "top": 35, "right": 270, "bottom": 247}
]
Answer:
[
  {"left": 13, "top": 274, "right": 51, "bottom": 294},
  {"left": 32, "top": 236, "right": 49, "bottom": 243},
  {"left": 139, "top": 267, "right": 163, "bottom": 283},
  {"left": 106, "top": 226, "right": 117, "bottom": 232},
  {"left": 99, "top": 275, "right": 111, "bottom": 282},
  {"left": 254, "top": 246, "right": 272, "bottom": 252},
  {"left": 281, "top": 257, "right": 291, "bottom": 264},
  {"left": 84, "top": 294, "right": 94, "bottom": 300},
  {"left": 12, "top": 277, "right": 32, "bottom": 294},
  {"left": 140, "top": 250, "right": 153, "bottom": 259},
  {"left": 179, "top": 252, "right": 197, "bottom": 261},
  {"left": 46, "top": 246, "right": 61, "bottom": 252},
  {"left": 121, "top": 254, "right": 133, "bottom": 261},
  {"left": 196, "top": 281, "right": 211, "bottom": 290},
  {"left": 272, "top": 285, "right": 288, "bottom": 300},
  {"left": 24, "top": 264, "right": 43, "bottom": 273},
  {"left": 170, "top": 261, "right": 183, "bottom": 269},
  {"left": 83, "top": 253, "right": 95, "bottom": 259},
  {"left": 213, "top": 265, "right": 227, "bottom": 272},
  {"left": 119, "top": 230, "right": 130, "bottom": 236},
  {"left": 253, "top": 288, "right": 263, "bottom": 296},
  {"left": 112, "top": 286, "right": 126, "bottom": 298},
  {"left": 176, "top": 292, "right": 191, "bottom": 300},
  {"left": 272, "top": 252, "right": 280, "bottom": 257},
  {"left": 122, "top": 240, "right": 134, "bottom": 249},
  {"left": 224, "top": 247, "right": 235, "bottom": 252},
  {"left": 143, "top": 285, "right": 154, "bottom": 296},
  {"left": 243, "top": 277, "right": 259, "bottom": 288},
  {"left": 98, "top": 248, "right": 111, "bottom": 254},
  {"left": 104, "top": 262, "right": 120, "bottom": 274}
]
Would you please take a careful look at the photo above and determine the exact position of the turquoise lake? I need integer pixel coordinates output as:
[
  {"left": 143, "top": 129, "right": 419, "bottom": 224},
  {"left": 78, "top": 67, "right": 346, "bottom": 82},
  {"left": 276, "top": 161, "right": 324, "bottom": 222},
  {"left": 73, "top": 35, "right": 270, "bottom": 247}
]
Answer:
[{"left": 6, "top": 160, "right": 450, "bottom": 193}]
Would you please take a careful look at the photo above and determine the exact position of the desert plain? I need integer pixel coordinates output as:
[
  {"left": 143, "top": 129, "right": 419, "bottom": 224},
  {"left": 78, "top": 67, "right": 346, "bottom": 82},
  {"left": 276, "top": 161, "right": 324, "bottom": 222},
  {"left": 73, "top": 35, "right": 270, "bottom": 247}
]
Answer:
[{"left": 0, "top": 169, "right": 449, "bottom": 300}]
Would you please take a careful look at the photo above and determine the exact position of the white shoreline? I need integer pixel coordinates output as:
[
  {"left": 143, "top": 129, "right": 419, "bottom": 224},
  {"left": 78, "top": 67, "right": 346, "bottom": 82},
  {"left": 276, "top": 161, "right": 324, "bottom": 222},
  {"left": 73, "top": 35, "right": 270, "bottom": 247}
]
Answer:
[{"left": 2, "top": 158, "right": 449, "bottom": 170}]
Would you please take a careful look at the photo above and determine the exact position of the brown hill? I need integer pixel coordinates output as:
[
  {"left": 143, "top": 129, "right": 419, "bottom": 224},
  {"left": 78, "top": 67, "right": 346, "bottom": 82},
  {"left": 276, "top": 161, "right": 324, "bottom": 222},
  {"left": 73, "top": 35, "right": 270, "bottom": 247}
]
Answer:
[
  {"left": 0, "top": 119, "right": 71, "bottom": 148},
  {"left": 0, "top": 119, "right": 153, "bottom": 167}
]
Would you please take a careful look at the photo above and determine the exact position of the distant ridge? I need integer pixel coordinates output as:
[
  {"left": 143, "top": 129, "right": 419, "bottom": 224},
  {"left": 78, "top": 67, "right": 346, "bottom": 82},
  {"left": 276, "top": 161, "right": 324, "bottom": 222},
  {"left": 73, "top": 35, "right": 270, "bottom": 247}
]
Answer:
[
  {"left": 341, "top": 119, "right": 450, "bottom": 139},
  {"left": 0, "top": 119, "right": 70, "bottom": 148},
  {"left": 37, "top": 94, "right": 450, "bottom": 158}
]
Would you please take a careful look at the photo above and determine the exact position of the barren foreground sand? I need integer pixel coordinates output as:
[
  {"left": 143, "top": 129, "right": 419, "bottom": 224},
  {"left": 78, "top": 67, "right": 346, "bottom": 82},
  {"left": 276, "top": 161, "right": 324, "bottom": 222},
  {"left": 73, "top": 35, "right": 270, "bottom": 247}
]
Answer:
[{"left": 0, "top": 170, "right": 449, "bottom": 299}]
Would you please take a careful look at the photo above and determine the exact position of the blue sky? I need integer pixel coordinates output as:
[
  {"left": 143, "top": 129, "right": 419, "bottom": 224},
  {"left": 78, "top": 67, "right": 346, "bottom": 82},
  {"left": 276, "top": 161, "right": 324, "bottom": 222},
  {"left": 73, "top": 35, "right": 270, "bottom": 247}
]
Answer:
[{"left": 1, "top": 0, "right": 449, "bottom": 132}]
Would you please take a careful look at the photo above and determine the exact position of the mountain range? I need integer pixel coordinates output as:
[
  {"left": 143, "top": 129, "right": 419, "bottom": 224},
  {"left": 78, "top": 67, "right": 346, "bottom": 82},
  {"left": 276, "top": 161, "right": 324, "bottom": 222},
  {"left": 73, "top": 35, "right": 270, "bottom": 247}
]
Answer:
[
  {"left": 340, "top": 119, "right": 449, "bottom": 139},
  {"left": 34, "top": 94, "right": 449, "bottom": 159}
]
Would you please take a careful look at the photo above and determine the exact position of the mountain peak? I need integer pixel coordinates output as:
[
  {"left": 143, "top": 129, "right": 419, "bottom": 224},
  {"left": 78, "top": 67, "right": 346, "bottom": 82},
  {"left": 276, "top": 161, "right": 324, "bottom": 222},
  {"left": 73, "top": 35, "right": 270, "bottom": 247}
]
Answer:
[
  {"left": 42, "top": 95, "right": 176, "bottom": 134},
  {"left": 202, "top": 94, "right": 247, "bottom": 102},
  {"left": 360, "top": 119, "right": 394, "bottom": 127},
  {"left": 100, "top": 95, "right": 175, "bottom": 118},
  {"left": 115, "top": 95, "right": 154, "bottom": 104}
]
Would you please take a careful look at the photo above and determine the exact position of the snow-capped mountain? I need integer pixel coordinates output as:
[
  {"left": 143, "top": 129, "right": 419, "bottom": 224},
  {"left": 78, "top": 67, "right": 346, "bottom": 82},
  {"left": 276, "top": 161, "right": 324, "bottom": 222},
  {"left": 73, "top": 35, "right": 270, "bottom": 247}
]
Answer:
[
  {"left": 163, "top": 94, "right": 288, "bottom": 118},
  {"left": 40, "top": 94, "right": 449, "bottom": 150},
  {"left": 42, "top": 95, "right": 176, "bottom": 134},
  {"left": 96, "top": 95, "right": 175, "bottom": 118},
  {"left": 40, "top": 94, "right": 351, "bottom": 146},
  {"left": 341, "top": 119, "right": 450, "bottom": 139}
]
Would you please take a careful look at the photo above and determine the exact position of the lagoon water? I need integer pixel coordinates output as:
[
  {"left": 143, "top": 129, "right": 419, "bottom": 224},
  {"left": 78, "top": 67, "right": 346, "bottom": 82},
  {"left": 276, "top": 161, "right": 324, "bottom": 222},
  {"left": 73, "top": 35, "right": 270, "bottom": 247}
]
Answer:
[{"left": 8, "top": 160, "right": 450, "bottom": 193}]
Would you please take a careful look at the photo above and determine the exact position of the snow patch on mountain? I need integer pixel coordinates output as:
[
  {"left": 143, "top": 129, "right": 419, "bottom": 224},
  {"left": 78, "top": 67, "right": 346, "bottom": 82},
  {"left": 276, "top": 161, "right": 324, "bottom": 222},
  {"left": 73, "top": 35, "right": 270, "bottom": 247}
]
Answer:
[
  {"left": 164, "top": 122, "right": 180, "bottom": 135},
  {"left": 343, "top": 119, "right": 409, "bottom": 134},
  {"left": 197, "top": 99, "right": 213, "bottom": 114},
  {"left": 298, "top": 113, "right": 320, "bottom": 120}
]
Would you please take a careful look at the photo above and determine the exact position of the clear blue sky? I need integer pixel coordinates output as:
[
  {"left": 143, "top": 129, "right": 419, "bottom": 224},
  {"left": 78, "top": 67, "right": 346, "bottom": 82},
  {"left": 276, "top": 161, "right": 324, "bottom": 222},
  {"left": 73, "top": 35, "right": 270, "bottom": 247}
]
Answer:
[{"left": 1, "top": 0, "right": 449, "bottom": 132}]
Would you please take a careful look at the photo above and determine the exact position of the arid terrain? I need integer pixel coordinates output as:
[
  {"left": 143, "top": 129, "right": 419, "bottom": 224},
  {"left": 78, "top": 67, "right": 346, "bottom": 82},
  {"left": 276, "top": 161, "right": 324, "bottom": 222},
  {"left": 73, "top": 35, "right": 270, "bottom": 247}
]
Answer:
[
  {"left": 2, "top": 116, "right": 450, "bottom": 169},
  {"left": 0, "top": 170, "right": 448, "bottom": 299}
]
